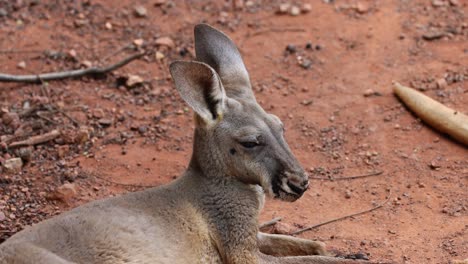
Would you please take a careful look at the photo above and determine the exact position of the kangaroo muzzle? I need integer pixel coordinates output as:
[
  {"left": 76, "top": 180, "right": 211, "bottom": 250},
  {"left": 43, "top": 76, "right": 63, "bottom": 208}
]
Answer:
[{"left": 272, "top": 170, "right": 309, "bottom": 202}]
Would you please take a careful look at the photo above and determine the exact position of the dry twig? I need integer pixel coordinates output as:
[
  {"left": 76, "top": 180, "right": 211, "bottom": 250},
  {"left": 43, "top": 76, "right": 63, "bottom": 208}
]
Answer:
[
  {"left": 259, "top": 217, "right": 282, "bottom": 229},
  {"left": 290, "top": 191, "right": 392, "bottom": 236},
  {"left": 0, "top": 52, "right": 145, "bottom": 83},
  {"left": 8, "top": 129, "right": 61, "bottom": 149},
  {"left": 309, "top": 171, "right": 384, "bottom": 181}
]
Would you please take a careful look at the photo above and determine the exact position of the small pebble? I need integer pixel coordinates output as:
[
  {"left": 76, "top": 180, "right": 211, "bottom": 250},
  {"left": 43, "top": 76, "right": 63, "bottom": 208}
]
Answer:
[
  {"left": 17, "top": 61, "right": 26, "bottom": 69},
  {"left": 300, "top": 59, "right": 312, "bottom": 69},
  {"left": 301, "top": 3, "right": 312, "bottom": 13},
  {"left": 286, "top": 44, "right": 297, "bottom": 53},
  {"left": 134, "top": 5, "right": 147, "bottom": 17},
  {"left": 436, "top": 78, "right": 447, "bottom": 89},
  {"left": 345, "top": 190, "right": 352, "bottom": 199},
  {"left": 290, "top": 5, "right": 300, "bottom": 16},
  {"left": 278, "top": 3, "right": 290, "bottom": 14},
  {"left": 363, "top": 88, "right": 377, "bottom": 97},
  {"left": 0, "top": 8, "right": 8, "bottom": 17}
]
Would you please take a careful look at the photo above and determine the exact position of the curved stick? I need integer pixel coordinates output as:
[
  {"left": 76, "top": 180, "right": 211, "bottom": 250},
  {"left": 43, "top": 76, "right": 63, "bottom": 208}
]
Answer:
[
  {"left": 0, "top": 53, "right": 145, "bottom": 83},
  {"left": 290, "top": 192, "right": 392, "bottom": 236}
]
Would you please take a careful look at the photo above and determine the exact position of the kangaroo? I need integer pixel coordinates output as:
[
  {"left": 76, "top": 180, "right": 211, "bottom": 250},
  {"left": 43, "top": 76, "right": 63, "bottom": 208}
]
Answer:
[{"left": 0, "top": 24, "right": 373, "bottom": 264}]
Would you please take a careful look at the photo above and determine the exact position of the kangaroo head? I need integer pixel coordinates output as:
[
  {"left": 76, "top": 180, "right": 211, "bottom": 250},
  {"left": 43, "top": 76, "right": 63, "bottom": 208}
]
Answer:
[{"left": 169, "top": 24, "right": 308, "bottom": 202}]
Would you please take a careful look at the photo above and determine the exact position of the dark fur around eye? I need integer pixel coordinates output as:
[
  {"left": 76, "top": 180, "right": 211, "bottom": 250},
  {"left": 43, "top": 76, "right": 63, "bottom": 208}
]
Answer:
[{"left": 240, "top": 141, "right": 259, "bottom": 148}]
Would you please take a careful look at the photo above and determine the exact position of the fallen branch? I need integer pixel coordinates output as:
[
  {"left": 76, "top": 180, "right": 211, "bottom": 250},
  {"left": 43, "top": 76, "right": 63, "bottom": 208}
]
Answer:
[
  {"left": 0, "top": 52, "right": 145, "bottom": 83},
  {"left": 393, "top": 82, "right": 468, "bottom": 146},
  {"left": 309, "top": 171, "right": 384, "bottom": 181},
  {"left": 8, "top": 129, "right": 60, "bottom": 148},
  {"left": 259, "top": 217, "right": 282, "bottom": 229},
  {"left": 290, "top": 191, "right": 392, "bottom": 236}
]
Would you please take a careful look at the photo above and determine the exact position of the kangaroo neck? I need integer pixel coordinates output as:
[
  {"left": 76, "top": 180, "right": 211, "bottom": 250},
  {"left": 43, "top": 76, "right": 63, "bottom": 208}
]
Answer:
[{"left": 188, "top": 127, "right": 226, "bottom": 179}]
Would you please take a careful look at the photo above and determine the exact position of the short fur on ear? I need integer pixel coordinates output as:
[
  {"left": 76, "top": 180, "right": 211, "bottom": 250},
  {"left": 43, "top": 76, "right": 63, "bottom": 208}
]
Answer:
[
  {"left": 169, "top": 61, "right": 226, "bottom": 125},
  {"left": 194, "top": 24, "right": 254, "bottom": 100}
]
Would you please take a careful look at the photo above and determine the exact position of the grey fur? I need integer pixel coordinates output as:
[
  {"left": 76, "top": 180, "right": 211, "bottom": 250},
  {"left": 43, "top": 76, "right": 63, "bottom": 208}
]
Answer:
[{"left": 0, "top": 24, "right": 373, "bottom": 264}]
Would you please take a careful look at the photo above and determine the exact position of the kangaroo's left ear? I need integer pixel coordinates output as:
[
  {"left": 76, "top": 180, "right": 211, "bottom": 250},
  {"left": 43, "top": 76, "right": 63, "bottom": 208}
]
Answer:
[
  {"left": 169, "top": 60, "right": 226, "bottom": 126},
  {"left": 194, "top": 24, "right": 255, "bottom": 102}
]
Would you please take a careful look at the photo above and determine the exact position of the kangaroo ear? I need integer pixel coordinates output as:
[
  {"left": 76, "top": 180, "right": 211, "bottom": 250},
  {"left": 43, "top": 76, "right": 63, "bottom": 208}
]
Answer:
[
  {"left": 194, "top": 24, "right": 254, "bottom": 101},
  {"left": 170, "top": 61, "right": 226, "bottom": 125}
]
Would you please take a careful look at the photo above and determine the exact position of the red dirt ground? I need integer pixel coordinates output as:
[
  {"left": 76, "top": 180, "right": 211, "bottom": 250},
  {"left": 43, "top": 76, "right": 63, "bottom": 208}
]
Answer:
[{"left": 0, "top": 1, "right": 467, "bottom": 263}]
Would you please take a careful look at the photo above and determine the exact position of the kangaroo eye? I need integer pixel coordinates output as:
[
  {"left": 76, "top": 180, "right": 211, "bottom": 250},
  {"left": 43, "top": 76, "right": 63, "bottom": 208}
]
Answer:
[{"left": 240, "top": 141, "right": 259, "bottom": 148}]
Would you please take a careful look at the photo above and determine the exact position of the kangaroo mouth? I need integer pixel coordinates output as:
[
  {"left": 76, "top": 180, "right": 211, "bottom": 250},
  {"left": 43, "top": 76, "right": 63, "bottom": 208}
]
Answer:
[
  {"left": 271, "top": 172, "right": 307, "bottom": 202},
  {"left": 273, "top": 187, "right": 302, "bottom": 202}
]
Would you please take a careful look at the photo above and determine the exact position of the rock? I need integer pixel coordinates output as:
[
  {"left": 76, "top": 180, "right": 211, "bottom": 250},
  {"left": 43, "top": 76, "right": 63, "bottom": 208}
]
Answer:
[
  {"left": 92, "top": 108, "right": 105, "bottom": 119},
  {"left": 155, "top": 37, "right": 175, "bottom": 49},
  {"left": 285, "top": 44, "right": 297, "bottom": 53},
  {"left": 0, "top": 211, "right": 5, "bottom": 221},
  {"left": 75, "top": 127, "right": 90, "bottom": 144},
  {"left": 423, "top": 31, "right": 445, "bottom": 41},
  {"left": 290, "top": 5, "right": 301, "bottom": 16},
  {"left": 301, "top": 3, "right": 312, "bottom": 13},
  {"left": 278, "top": 3, "right": 290, "bottom": 14},
  {"left": 134, "top": 5, "right": 147, "bottom": 17},
  {"left": 74, "top": 19, "right": 89, "bottom": 27},
  {"left": 1, "top": 112, "right": 19, "bottom": 126},
  {"left": 105, "top": 21, "right": 112, "bottom": 30},
  {"left": 17, "top": 146, "right": 33, "bottom": 162},
  {"left": 0, "top": 8, "right": 8, "bottom": 17},
  {"left": 2, "top": 158, "right": 23, "bottom": 172},
  {"left": 57, "top": 145, "right": 70, "bottom": 158},
  {"left": 154, "top": 0, "right": 166, "bottom": 6},
  {"left": 431, "top": 0, "right": 445, "bottom": 7},
  {"left": 300, "top": 59, "right": 312, "bottom": 69},
  {"left": 436, "top": 78, "right": 447, "bottom": 89},
  {"left": 233, "top": 0, "right": 244, "bottom": 10},
  {"left": 17, "top": 61, "right": 26, "bottom": 69},
  {"left": 50, "top": 183, "right": 77, "bottom": 203},
  {"left": 363, "top": 88, "right": 381, "bottom": 97},
  {"left": 133, "top": 38, "right": 144, "bottom": 46},
  {"left": 138, "top": 125, "right": 148, "bottom": 134},
  {"left": 345, "top": 190, "right": 352, "bottom": 199},
  {"left": 68, "top": 49, "right": 77, "bottom": 58},
  {"left": 429, "top": 160, "right": 441, "bottom": 170},
  {"left": 449, "top": 0, "right": 459, "bottom": 6},
  {"left": 126, "top": 74, "right": 144, "bottom": 87},
  {"left": 98, "top": 118, "right": 113, "bottom": 126},
  {"left": 81, "top": 60, "right": 93, "bottom": 68},
  {"left": 356, "top": 2, "right": 370, "bottom": 13},
  {"left": 155, "top": 51, "right": 165, "bottom": 60}
]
